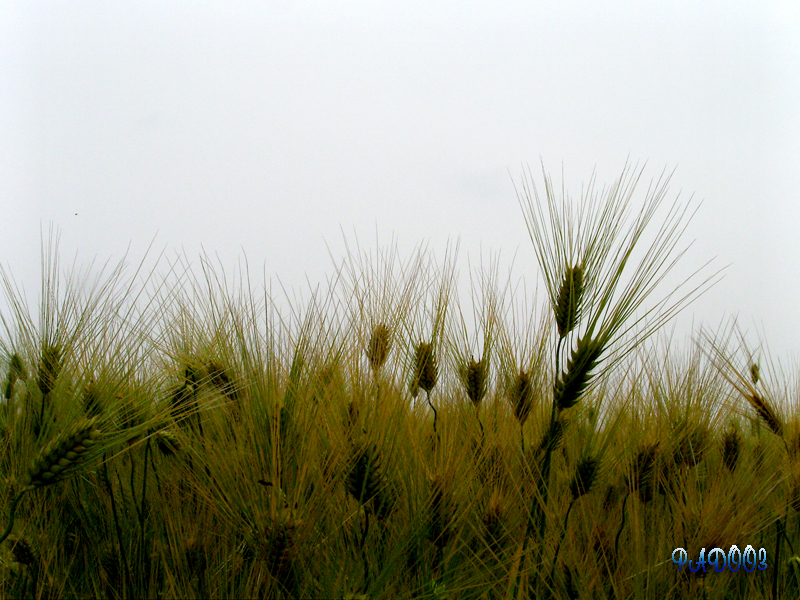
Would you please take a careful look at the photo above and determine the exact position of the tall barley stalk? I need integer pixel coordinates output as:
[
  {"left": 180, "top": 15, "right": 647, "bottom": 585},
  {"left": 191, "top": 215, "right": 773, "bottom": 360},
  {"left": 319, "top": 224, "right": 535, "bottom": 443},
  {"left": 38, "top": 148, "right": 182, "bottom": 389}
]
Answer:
[{"left": 513, "top": 161, "right": 719, "bottom": 597}]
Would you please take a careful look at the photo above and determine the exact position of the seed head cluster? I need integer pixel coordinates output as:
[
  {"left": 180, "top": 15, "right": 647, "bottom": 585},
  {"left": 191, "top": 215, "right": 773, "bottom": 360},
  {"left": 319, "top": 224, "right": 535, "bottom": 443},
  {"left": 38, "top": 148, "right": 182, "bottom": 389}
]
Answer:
[
  {"left": 412, "top": 341, "right": 437, "bottom": 397},
  {"left": 554, "top": 264, "right": 584, "bottom": 338},
  {"left": 25, "top": 417, "right": 101, "bottom": 487},
  {"left": 366, "top": 323, "right": 391, "bottom": 372},
  {"left": 461, "top": 357, "right": 488, "bottom": 406}
]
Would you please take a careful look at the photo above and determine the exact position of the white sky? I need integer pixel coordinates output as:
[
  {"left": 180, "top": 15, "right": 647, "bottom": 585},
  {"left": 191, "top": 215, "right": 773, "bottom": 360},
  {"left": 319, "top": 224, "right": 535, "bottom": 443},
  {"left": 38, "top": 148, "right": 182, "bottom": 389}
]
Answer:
[{"left": 1, "top": 2, "right": 799, "bottom": 363}]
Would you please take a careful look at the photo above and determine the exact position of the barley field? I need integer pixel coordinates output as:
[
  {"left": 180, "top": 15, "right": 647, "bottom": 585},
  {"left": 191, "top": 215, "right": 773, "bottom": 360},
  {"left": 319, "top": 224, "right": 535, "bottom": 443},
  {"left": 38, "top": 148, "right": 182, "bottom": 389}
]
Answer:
[{"left": 1, "top": 167, "right": 798, "bottom": 599}]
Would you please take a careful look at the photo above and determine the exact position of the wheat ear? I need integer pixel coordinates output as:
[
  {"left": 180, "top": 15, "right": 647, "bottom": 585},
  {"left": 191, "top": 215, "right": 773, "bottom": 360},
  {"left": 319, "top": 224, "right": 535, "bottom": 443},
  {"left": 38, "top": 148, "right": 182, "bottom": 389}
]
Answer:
[
  {"left": 554, "top": 264, "right": 584, "bottom": 338},
  {"left": 554, "top": 334, "right": 604, "bottom": 411},
  {"left": 366, "top": 323, "right": 391, "bottom": 373},
  {"left": 0, "top": 418, "right": 100, "bottom": 545},
  {"left": 721, "top": 426, "right": 741, "bottom": 472},
  {"left": 747, "top": 392, "right": 783, "bottom": 437}
]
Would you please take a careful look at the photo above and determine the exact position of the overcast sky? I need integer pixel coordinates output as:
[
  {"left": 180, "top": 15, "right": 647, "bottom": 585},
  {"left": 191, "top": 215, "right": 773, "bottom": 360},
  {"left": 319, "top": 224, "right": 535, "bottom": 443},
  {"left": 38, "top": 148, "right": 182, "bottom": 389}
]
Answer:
[{"left": 1, "top": 2, "right": 799, "bottom": 364}]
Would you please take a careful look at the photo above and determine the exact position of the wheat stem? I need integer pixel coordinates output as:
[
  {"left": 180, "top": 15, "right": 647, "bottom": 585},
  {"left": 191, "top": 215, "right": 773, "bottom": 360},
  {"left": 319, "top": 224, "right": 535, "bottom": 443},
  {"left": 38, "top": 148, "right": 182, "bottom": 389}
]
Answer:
[{"left": 0, "top": 489, "right": 30, "bottom": 546}]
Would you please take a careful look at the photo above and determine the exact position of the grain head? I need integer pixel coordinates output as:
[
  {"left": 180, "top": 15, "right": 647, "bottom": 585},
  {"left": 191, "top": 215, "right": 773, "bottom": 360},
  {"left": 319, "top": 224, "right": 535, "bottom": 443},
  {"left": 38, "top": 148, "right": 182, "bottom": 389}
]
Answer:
[
  {"left": 555, "top": 264, "right": 584, "bottom": 338},
  {"left": 482, "top": 487, "right": 506, "bottom": 551},
  {"left": 460, "top": 357, "right": 488, "bottom": 406},
  {"left": 554, "top": 334, "right": 604, "bottom": 411},
  {"left": 509, "top": 369, "right": 534, "bottom": 426},
  {"left": 747, "top": 392, "right": 783, "bottom": 437},
  {"left": 155, "top": 428, "right": 182, "bottom": 457},
  {"left": 346, "top": 442, "right": 394, "bottom": 520},
  {"left": 569, "top": 455, "right": 601, "bottom": 500},
  {"left": 206, "top": 361, "right": 239, "bottom": 401},
  {"left": 82, "top": 378, "right": 104, "bottom": 418},
  {"left": 366, "top": 323, "right": 391, "bottom": 373},
  {"left": 8, "top": 535, "right": 38, "bottom": 570},
  {"left": 182, "top": 536, "right": 208, "bottom": 579},
  {"left": 628, "top": 442, "right": 659, "bottom": 504},
  {"left": 412, "top": 341, "right": 437, "bottom": 396},
  {"left": 721, "top": 426, "right": 741, "bottom": 472},
  {"left": 672, "top": 425, "right": 708, "bottom": 468},
  {"left": 750, "top": 363, "right": 760, "bottom": 385},
  {"left": 262, "top": 511, "right": 300, "bottom": 594},
  {"left": 25, "top": 417, "right": 101, "bottom": 487},
  {"left": 36, "top": 343, "right": 62, "bottom": 397}
]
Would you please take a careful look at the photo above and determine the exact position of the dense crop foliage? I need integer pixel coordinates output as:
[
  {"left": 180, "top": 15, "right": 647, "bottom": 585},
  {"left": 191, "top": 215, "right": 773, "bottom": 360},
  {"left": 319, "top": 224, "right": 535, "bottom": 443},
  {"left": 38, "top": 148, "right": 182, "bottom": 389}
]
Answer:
[{"left": 1, "top": 166, "right": 798, "bottom": 599}]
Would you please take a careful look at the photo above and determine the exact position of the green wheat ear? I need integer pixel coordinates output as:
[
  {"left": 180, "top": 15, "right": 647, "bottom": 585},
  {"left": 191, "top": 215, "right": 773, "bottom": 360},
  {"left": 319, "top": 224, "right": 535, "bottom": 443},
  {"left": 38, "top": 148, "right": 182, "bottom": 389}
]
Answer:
[
  {"left": 0, "top": 417, "right": 102, "bottom": 546},
  {"left": 750, "top": 363, "right": 760, "bottom": 385},
  {"left": 36, "top": 343, "right": 62, "bottom": 398},
  {"left": 4, "top": 353, "right": 26, "bottom": 400},
  {"left": 25, "top": 417, "right": 102, "bottom": 487},
  {"left": 555, "top": 264, "right": 584, "bottom": 338},
  {"left": 554, "top": 334, "right": 604, "bottom": 411}
]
